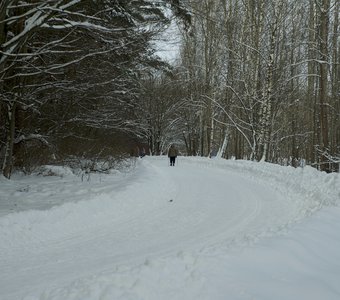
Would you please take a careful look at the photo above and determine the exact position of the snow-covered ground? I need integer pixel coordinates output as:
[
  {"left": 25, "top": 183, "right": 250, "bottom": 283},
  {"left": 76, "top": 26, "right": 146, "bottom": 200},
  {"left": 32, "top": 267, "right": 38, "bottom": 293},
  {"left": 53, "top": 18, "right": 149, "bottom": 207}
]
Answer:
[{"left": 0, "top": 156, "right": 340, "bottom": 300}]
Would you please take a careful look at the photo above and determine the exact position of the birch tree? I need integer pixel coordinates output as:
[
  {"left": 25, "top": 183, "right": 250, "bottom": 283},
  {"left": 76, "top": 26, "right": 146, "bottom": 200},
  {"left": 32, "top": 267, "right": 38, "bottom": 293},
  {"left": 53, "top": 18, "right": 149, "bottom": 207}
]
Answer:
[{"left": 313, "top": 0, "right": 331, "bottom": 172}]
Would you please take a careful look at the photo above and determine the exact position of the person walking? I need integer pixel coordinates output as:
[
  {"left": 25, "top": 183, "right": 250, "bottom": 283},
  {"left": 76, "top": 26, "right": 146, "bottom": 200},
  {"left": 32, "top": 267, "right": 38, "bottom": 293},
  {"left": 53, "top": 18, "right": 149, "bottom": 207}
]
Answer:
[{"left": 168, "top": 144, "right": 178, "bottom": 166}]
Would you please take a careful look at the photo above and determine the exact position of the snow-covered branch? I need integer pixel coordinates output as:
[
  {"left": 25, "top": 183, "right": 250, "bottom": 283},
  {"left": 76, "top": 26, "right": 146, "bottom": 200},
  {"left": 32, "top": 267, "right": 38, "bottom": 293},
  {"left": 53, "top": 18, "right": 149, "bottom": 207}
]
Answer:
[{"left": 14, "top": 134, "right": 49, "bottom": 146}]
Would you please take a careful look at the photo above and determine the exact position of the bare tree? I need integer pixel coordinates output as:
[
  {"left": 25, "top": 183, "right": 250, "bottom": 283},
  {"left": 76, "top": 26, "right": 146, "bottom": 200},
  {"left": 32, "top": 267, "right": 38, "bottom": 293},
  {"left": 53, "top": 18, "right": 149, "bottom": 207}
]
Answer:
[
  {"left": 0, "top": 0, "right": 188, "bottom": 178},
  {"left": 173, "top": 0, "right": 339, "bottom": 170}
]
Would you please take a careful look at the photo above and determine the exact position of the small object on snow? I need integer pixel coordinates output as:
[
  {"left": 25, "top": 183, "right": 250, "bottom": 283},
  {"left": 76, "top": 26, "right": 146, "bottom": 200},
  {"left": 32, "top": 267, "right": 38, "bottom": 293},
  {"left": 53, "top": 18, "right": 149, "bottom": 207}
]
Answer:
[
  {"left": 169, "top": 199, "right": 173, "bottom": 202},
  {"left": 17, "top": 185, "right": 30, "bottom": 193}
]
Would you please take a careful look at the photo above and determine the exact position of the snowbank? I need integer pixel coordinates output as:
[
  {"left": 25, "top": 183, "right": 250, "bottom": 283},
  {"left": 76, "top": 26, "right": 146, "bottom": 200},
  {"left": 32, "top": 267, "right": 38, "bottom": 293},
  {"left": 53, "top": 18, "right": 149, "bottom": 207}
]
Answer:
[{"left": 1, "top": 157, "right": 339, "bottom": 300}]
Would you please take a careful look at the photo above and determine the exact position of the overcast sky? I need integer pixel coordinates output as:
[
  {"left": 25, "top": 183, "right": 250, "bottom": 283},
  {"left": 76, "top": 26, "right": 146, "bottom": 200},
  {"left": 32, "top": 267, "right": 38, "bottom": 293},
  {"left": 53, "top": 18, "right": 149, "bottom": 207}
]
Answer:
[{"left": 153, "top": 18, "right": 182, "bottom": 63}]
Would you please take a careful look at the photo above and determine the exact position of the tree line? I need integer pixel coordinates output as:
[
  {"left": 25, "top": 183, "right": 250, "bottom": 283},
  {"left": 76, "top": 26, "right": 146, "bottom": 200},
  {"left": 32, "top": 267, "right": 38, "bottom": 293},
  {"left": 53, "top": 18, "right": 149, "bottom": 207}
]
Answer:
[
  {"left": 1, "top": 0, "right": 339, "bottom": 179},
  {"left": 143, "top": 0, "right": 339, "bottom": 172},
  {"left": 0, "top": 0, "right": 189, "bottom": 178}
]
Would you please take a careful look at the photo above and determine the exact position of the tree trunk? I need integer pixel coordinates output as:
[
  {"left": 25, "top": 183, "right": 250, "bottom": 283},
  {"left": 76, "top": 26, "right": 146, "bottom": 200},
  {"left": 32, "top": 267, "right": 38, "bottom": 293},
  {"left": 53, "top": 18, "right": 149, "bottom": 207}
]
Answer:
[
  {"left": 2, "top": 102, "right": 16, "bottom": 179},
  {"left": 318, "top": 0, "right": 330, "bottom": 172},
  {"left": 216, "top": 129, "right": 229, "bottom": 158},
  {"left": 259, "top": 24, "right": 276, "bottom": 162}
]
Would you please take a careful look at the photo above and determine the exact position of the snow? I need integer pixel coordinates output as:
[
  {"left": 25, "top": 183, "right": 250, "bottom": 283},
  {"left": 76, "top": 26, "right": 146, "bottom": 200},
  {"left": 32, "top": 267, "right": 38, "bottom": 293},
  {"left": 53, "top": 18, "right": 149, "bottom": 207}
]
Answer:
[{"left": 0, "top": 156, "right": 340, "bottom": 300}]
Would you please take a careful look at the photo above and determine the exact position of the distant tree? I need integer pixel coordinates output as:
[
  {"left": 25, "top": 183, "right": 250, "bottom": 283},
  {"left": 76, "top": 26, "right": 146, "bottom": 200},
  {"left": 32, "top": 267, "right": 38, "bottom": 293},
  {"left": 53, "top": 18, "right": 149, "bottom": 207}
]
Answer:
[{"left": 0, "top": 0, "right": 190, "bottom": 178}]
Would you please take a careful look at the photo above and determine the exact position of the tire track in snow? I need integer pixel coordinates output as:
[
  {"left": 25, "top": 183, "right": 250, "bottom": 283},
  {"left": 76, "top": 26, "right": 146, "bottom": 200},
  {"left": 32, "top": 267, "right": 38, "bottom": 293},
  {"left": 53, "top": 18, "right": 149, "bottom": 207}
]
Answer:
[
  {"left": 0, "top": 156, "right": 304, "bottom": 300},
  {"left": 145, "top": 157, "right": 267, "bottom": 254},
  {"left": 150, "top": 157, "right": 301, "bottom": 254}
]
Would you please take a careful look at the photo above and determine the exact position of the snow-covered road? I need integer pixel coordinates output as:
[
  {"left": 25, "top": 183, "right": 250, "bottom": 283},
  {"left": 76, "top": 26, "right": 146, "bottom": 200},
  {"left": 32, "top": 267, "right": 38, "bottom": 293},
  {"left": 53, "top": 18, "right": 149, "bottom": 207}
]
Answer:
[{"left": 0, "top": 156, "right": 339, "bottom": 300}]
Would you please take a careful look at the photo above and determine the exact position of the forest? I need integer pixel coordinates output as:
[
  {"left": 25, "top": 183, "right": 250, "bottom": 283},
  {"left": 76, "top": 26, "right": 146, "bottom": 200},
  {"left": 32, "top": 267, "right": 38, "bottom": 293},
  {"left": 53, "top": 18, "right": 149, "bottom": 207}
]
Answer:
[{"left": 0, "top": 0, "right": 339, "bottom": 179}]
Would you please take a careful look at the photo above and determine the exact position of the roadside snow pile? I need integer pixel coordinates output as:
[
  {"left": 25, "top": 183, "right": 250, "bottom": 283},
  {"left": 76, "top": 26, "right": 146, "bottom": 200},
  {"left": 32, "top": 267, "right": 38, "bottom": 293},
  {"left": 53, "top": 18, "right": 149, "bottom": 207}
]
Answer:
[
  {"left": 35, "top": 165, "right": 74, "bottom": 177},
  {"left": 0, "top": 160, "right": 164, "bottom": 247},
  {"left": 182, "top": 157, "right": 340, "bottom": 217},
  {"left": 0, "top": 158, "right": 140, "bottom": 217}
]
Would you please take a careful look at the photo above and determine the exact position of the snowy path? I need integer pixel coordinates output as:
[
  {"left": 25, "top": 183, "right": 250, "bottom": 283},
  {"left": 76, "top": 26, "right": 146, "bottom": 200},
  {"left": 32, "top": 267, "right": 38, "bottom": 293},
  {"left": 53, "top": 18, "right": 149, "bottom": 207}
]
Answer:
[{"left": 0, "top": 156, "right": 339, "bottom": 300}]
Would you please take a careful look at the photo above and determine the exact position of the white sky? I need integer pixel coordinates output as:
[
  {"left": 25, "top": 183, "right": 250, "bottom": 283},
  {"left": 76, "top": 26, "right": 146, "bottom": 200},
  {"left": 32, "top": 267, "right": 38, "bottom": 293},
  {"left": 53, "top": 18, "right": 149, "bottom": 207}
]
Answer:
[{"left": 153, "top": 19, "right": 182, "bottom": 63}]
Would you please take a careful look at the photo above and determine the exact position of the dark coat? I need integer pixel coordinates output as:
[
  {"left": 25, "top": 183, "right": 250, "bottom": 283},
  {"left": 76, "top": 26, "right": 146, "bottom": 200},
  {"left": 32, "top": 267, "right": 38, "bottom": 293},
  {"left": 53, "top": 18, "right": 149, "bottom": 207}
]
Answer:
[{"left": 168, "top": 145, "right": 178, "bottom": 157}]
